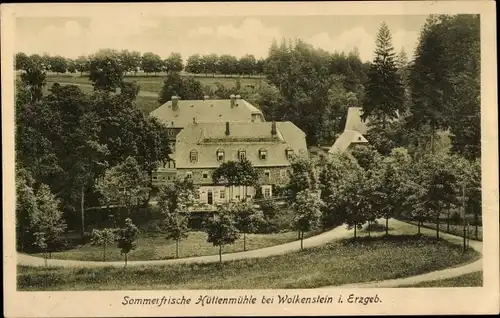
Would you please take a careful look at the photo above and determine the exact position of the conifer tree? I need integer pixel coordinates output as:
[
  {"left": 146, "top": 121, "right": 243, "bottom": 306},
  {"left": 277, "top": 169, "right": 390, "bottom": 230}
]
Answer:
[{"left": 362, "top": 22, "right": 405, "bottom": 128}]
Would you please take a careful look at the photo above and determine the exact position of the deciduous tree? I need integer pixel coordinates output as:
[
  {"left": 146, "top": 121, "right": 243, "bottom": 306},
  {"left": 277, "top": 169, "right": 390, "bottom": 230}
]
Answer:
[
  {"left": 204, "top": 203, "right": 240, "bottom": 262},
  {"left": 116, "top": 217, "right": 139, "bottom": 266},
  {"left": 90, "top": 228, "right": 116, "bottom": 261}
]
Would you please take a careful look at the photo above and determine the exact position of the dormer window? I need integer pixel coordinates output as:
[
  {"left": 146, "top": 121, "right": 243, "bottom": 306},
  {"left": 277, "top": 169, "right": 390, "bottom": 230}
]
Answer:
[
  {"left": 217, "top": 149, "right": 225, "bottom": 161},
  {"left": 190, "top": 150, "right": 198, "bottom": 163},
  {"left": 238, "top": 149, "right": 246, "bottom": 161},
  {"left": 259, "top": 148, "right": 267, "bottom": 160},
  {"left": 285, "top": 148, "right": 294, "bottom": 160}
]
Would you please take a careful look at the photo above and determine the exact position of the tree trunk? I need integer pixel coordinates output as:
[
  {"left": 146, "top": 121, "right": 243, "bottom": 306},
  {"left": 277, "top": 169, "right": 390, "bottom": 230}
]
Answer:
[
  {"left": 436, "top": 208, "right": 440, "bottom": 239},
  {"left": 124, "top": 253, "right": 128, "bottom": 267},
  {"left": 298, "top": 231, "right": 301, "bottom": 240},
  {"left": 385, "top": 218, "right": 389, "bottom": 236},
  {"left": 243, "top": 233, "right": 246, "bottom": 251},
  {"left": 431, "top": 123, "right": 436, "bottom": 154},
  {"left": 103, "top": 245, "right": 106, "bottom": 262},
  {"left": 176, "top": 239, "right": 179, "bottom": 258},
  {"left": 354, "top": 225, "right": 357, "bottom": 239},
  {"left": 300, "top": 231, "right": 304, "bottom": 250},
  {"left": 368, "top": 221, "right": 371, "bottom": 237},
  {"left": 44, "top": 252, "right": 48, "bottom": 267},
  {"left": 418, "top": 220, "right": 421, "bottom": 235},
  {"left": 219, "top": 245, "right": 222, "bottom": 263},
  {"left": 474, "top": 207, "right": 479, "bottom": 240},
  {"left": 80, "top": 185, "right": 85, "bottom": 238},
  {"left": 446, "top": 207, "right": 450, "bottom": 232}
]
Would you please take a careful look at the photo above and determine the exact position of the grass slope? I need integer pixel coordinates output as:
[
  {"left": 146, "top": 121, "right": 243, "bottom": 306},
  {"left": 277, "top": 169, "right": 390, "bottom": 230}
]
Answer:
[
  {"left": 32, "top": 231, "right": 308, "bottom": 262},
  {"left": 400, "top": 271, "right": 483, "bottom": 287},
  {"left": 18, "top": 235, "right": 479, "bottom": 290}
]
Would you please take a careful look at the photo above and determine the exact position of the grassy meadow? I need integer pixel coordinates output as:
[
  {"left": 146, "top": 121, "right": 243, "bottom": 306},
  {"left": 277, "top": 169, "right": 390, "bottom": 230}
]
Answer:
[
  {"left": 18, "top": 234, "right": 479, "bottom": 290},
  {"left": 32, "top": 230, "right": 310, "bottom": 262}
]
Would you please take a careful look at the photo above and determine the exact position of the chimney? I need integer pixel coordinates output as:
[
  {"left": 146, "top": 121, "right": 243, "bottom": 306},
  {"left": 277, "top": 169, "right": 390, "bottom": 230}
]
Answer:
[
  {"left": 225, "top": 122, "right": 230, "bottom": 136},
  {"left": 230, "top": 94, "right": 236, "bottom": 108},
  {"left": 193, "top": 117, "right": 196, "bottom": 124},
  {"left": 171, "top": 95, "right": 179, "bottom": 111},
  {"left": 271, "top": 121, "right": 277, "bottom": 136}
]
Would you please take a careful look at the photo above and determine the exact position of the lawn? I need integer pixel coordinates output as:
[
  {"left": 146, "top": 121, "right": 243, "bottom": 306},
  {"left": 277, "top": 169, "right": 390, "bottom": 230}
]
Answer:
[
  {"left": 399, "top": 271, "right": 483, "bottom": 287},
  {"left": 32, "top": 230, "right": 308, "bottom": 262},
  {"left": 18, "top": 234, "right": 479, "bottom": 291}
]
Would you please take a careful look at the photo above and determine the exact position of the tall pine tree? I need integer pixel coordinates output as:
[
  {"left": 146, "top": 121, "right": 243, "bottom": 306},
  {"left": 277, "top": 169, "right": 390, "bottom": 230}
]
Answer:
[{"left": 362, "top": 22, "right": 405, "bottom": 128}]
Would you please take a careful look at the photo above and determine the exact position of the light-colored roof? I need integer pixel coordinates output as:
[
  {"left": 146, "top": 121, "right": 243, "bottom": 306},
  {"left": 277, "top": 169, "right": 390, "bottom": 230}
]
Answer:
[
  {"left": 175, "top": 121, "right": 308, "bottom": 168},
  {"left": 328, "top": 129, "right": 369, "bottom": 154},
  {"left": 344, "top": 107, "right": 369, "bottom": 134},
  {"left": 150, "top": 98, "right": 265, "bottom": 127}
]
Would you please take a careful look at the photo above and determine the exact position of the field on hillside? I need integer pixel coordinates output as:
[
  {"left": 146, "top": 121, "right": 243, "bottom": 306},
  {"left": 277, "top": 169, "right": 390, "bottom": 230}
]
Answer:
[
  {"left": 399, "top": 271, "right": 483, "bottom": 287},
  {"left": 44, "top": 74, "right": 264, "bottom": 93},
  {"left": 18, "top": 234, "right": 479, "bottom": 290}
]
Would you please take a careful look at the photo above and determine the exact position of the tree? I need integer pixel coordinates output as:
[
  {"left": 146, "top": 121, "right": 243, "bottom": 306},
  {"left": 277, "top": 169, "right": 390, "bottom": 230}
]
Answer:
[
  {"left": 362, "top": 22, "right": 405, "bottom": 128},
  {"left": 158, "top": 73, "right": 205, "bottom": 104},
  {"left": 16, "top": 169, "right": 37, "bottom": 251},
  {"left": 287, "top": 155, "right": 318, "bottom": 200},
  {"left": 292, "top": 189, "right": 323, "bottom": 249},
  {"left": 163, "top": 212, "right": 189, "bottom": 259},
  {"left": 49, "top": 55, "right": 68, "bottom": 74},
  {"left": 235, "top": 202, "right": 265, "bottom": 251},
  {"left": 200, "top": 53, "right": 218, "bottom": 76},
  {"left": 245, "top": 82, "right": 285, "bottom": 120},
  {"left": 116, "top": 217, "right": 139, "bottom": 266},
  {"left": 158, "top": 178, "right": 196, "bottom": 258},
  {"left": 89, "top": 49, "right": 124, "bottom": 92},
  {"left": 185, "top": 54, "right": 202, "bottom": 74},
  {"left": 141, "top": 52, "right": 163, "bottom": 75},
  {"left": 74, "top": 55, "right": 90, "bottom": 76},
  {"left": 342, "top": 166, "right": 372, "bottom": 239},
  {"left": 211, "top": 161, "right": 241, "bottom": 201},
  {"left": 90, "top": 228, "right": 116, "bottom": 261},
  {"left": 20, "top": 60, "right": 47, "bottom": 103},
  {"left": 238, "top": 54, "right": 257, "bottom": 77},
  {"left": 120, "top": 81, "right": 141, "bottom": 101},
  {"left": 163, "top": 53, "right": 184, "bottom": 73},
  {"left": 15, "top": 52, "right": 30, "bottom": 71},
  {"left": 66, "top": 59, "right": 77, "bottom": 74},
  {"left": 235, "top": 158, "right": 259, "bottom": 201},
  {"left": 95, "top": 156, "right": 150, "bottom": 217},
  {"left": 31, "top": 184, "right": 67, "bottom": 259},
  {"left": 217, "top": 54, "right": 238, "bottom": 76},
  {"left": 204, "top": 203, "right": 240, "bottom": 262},
  {"left": 120, "top": 50, "right": 141, "bottom": 75}
]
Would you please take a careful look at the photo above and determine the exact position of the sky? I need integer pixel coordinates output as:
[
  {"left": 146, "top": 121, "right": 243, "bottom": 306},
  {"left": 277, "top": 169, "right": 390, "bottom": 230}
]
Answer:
[{"left": 15, "top": 15, "right": 428, "bottom": 63}]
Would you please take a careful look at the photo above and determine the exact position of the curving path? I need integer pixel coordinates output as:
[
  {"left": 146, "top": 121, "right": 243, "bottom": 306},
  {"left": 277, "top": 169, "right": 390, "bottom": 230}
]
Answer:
[{"left": 17, "top": 219, "right": 483, "bottom": 288}]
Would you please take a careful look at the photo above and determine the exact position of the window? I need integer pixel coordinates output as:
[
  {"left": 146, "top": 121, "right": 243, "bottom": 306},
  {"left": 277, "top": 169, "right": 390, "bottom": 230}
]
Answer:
[
  {"left": 264, "top": 170, "right": 271, "bottom": 181},
  {"left": 169, "top": 142, "right": 176, "bottom": 152},
  {"left": 280, "top": 169, "right": 287, "bottom": 178},
  {"left": 186, "top": 171, "right": 193, "bottom": 179},
  {"left": 238, "top": 149, "right": 246, "bottom": 161},
  {"left": 220, "top": 189, "right": 226, "bottom": 199},
  {"left": 203, "top": 171, "right": 208, "bottom": 179},
  {"left": 153, "top": 176, "right": 158, "bottom": 180},
  {"left": 190, "top": 150, "right": 198, "bottom": 163},
  {"left": 286, "top": 148, "right": 294, "bottom": 160},
  {"left": 264, "top": 188, "right": 271, "bottom": 198},
  {"left": 217, "top": 149, "right": 225, "bottom": 161},
  {"left": 259, "top": 148, "right": 267, "bottom": 160},
  {"left": 168, "top": 129, "right": 175, "bottom": 137}
]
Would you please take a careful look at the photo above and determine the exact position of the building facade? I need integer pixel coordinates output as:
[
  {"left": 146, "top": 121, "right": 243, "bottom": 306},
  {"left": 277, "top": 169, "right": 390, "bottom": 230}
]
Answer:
[
  {"left": 150, "top": 95, "right": 266, "bottom": 186},
  {"left": 174, "top": 120, "right": 308, "bottom": 207}
]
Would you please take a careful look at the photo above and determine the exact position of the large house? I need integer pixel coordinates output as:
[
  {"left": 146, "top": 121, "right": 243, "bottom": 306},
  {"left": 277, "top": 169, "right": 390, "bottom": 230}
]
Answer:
[
  {"left": 329, "top": 107, "right": 370, "bottom": 154},
  {"left": 150, "top": 95, "right": 266, "bottom": 183},
  {"left": 174, "top": 120, "right": 308, "bottom": 205}
]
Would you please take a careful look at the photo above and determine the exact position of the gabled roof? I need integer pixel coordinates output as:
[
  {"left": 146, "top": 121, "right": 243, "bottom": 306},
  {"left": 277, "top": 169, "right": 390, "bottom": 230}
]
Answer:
[
  {"left": 175, "top": 121, "right": 307, "bottom": 168},
  {"left": 344, "top": 107, "right": 369, "bottom": 134},
  {"left": 328, "top": 129, "right": 369, "bottom": 154},
  {"left": 150, "top": 98, "right": 265, "bottom": 127}
]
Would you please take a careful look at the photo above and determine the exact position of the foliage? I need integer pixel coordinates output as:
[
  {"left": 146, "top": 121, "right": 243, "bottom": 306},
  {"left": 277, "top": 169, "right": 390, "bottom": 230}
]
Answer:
[
  {"left": 204, "top": 203, "right": 240, "bottom": 261},
  {"left": 163, "top": 53, "right": 184, "bottom": 73},
  {"left": 116, "top": 217, "right": 140, "bottom": 265},
  {"left": 90, "top": 228, "right": 116, "bottom": 261},
  {"left": 119, "top": 50, "right": 142, "bottom": 75},
  {"left": 157, "top": 72, "right": 205, "bottom": 104},
  {"left": 287, "top": 155, "right": 318, "bottom": 199},
  {"left": 362, "top": 22, "right": 405, "bottom": 127},
  {"left": 141, "top": 52, "right": 163, "bottom": 75},
  {"left": 89, "top": 49, "right": 124, "bottom": 92},
  {"left": 292, "top": 189, "right": 323, "bottom": 248}
]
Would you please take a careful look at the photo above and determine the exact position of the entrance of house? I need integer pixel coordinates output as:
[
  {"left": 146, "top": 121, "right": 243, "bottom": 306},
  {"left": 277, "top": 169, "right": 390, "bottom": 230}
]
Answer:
[{"left": 207, "top": 190, "right": 213, "bottom": 205}]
